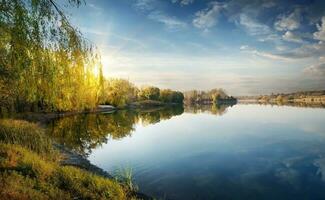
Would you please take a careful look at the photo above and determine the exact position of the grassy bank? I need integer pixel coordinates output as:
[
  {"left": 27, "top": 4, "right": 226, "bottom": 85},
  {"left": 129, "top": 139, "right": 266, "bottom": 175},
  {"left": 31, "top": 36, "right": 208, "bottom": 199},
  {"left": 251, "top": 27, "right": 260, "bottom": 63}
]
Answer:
[{"left": 0, "top": 119, "right": 140, "bottom": 200}]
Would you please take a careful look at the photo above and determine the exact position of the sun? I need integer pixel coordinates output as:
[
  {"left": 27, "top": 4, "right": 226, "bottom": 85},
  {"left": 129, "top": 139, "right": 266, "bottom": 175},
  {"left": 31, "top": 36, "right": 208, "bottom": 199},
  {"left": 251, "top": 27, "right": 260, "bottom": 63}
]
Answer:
[
  {"left": 92, "top": 66, "right": 99, "bottom": 77},
  {"left": 101, "top": 54, "right": 116, "bottom": 78}
]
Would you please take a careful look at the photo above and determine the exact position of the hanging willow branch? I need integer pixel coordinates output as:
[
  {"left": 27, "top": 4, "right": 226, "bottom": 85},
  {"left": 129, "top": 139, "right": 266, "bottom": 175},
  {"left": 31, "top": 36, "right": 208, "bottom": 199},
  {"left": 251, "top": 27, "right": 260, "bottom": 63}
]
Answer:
[{"left": 0, "top": 0, "right": 104, "bottom": 112}]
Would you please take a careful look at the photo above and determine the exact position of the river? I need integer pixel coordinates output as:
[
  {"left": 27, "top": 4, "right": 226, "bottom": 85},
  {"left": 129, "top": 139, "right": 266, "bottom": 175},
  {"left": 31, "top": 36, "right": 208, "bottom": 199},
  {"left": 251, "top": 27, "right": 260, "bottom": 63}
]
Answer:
[{"left": 48, "top": 104, "right": 325, "bottom": 200}]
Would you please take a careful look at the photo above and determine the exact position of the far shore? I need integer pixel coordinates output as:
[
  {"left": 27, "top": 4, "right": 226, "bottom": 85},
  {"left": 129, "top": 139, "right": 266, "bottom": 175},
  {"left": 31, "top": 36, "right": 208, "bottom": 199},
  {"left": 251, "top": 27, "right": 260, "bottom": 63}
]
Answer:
[{"left": 237, "top": 99, "right": 325, "bottom": 108}]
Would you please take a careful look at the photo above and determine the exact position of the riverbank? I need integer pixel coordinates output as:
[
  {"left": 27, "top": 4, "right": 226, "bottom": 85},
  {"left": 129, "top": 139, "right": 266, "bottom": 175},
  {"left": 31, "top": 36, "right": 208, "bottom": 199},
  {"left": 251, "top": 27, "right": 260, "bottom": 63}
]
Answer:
[
  {"left": 13, "top": 100, "right": 182, "bottom": 124},
  {"left": 238, "top": 99, "right": 325, "bottom": 108},
  {"left": 0, "top": 101, "right": 199, "bottom": 200},
  {"left": 55, "top": 143, "right": 151, "bottom": 200},
  {"left": 0, "top": 118, "right": 151, "bottom": 200},
  {"left": 237, "top": 90, "right": 325, "bottom": 106},
  {"left": 238, "top": 96, "right": 325, "bottom": 108}
]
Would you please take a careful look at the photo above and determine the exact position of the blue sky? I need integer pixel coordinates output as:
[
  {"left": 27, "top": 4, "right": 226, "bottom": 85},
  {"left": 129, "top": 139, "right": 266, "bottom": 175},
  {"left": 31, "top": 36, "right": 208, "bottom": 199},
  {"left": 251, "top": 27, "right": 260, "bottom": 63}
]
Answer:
[{"left": 66, "top": 0, "right": 325, "bottom": 95}]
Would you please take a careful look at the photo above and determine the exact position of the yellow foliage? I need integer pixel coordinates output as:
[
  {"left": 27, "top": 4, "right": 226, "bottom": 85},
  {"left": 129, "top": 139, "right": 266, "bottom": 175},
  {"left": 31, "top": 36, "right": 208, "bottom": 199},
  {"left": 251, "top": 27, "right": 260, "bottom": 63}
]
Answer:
[{"left": 101, "top": 79, "right": 137, "bottom": 107}]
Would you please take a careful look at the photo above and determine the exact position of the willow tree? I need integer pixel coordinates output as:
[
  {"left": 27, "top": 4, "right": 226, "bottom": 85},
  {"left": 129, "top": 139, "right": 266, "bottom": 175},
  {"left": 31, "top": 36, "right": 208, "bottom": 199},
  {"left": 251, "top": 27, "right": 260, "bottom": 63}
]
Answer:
[
  {"left": 0, "top": 0, "right": 104, "bottom": 112},
  {"left": 100, "top": 78, "right": 138, "bottom": 107}
]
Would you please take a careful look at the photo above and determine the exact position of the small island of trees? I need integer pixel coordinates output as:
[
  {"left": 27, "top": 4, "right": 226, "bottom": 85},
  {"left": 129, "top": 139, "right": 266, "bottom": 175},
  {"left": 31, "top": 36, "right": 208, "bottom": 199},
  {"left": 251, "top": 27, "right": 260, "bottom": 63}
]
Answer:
[{"left": 184, "top": 89, "right": 237, "bottom": 105}]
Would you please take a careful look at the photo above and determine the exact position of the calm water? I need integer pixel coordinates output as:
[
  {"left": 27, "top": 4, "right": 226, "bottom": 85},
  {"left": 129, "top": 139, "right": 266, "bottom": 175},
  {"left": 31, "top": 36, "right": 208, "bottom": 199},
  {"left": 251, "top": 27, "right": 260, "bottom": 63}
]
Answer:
[{"left": 48, "top": 104, "right": 325, "bottom": 200}]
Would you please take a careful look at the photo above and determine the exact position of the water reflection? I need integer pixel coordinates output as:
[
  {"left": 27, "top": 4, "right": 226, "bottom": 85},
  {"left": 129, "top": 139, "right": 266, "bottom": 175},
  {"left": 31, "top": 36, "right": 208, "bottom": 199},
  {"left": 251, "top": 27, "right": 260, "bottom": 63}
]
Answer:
[
  {"left": 184, "top": 103, "right": 233, "bottom": 116},
  {"left": 47, "top": 106, "right": 184, "bottom": 156},
  {"left": 239, "top": 101, "right": 325, "bottom": 108},
  {"left": 86, "top": 104, "right": 325, "bottom": 200},
  {"left": 47, "top": 104, "right": 325, "bottom": 199}
]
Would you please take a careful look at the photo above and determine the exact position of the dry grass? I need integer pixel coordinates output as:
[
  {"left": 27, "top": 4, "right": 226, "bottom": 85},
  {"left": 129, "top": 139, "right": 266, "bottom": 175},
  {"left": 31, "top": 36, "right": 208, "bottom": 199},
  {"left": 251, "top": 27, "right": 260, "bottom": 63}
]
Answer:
[
  {"left": 0, "top": 143, "right": 128, "bottom": 200},
  {"left": 0, "top": 119, "right": 58, "bottom": 159},
  {"left": 0, "top": 119, "right": 140, "bottom": 200}
]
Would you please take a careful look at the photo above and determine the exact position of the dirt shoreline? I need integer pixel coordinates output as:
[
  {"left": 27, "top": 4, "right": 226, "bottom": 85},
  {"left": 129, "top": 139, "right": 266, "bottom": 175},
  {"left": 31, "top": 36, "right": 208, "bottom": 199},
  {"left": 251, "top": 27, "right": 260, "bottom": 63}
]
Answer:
[{"left": 54, "top": 143, "right": 152, "bottom": 199}]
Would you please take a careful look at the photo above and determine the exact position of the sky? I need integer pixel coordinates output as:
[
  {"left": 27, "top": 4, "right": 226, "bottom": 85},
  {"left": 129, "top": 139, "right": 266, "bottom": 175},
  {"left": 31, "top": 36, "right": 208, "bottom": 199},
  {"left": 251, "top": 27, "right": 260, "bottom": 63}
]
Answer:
[{"left": 66, "top": 0, "right": 325, "bottom": 95}]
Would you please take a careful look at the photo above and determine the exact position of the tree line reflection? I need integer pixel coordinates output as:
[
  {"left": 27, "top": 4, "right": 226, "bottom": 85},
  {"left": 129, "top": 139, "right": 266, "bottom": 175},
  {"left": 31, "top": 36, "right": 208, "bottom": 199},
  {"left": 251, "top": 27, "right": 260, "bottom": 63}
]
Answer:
[
  {"left": 47, "top": 106, "right": 185, "bottom": 156},
  {"left": 184, "top": 104, "right": 232, "bottom": 116},
  {"left": 47, "top": 104, "right": 232, "bottom": 156}
]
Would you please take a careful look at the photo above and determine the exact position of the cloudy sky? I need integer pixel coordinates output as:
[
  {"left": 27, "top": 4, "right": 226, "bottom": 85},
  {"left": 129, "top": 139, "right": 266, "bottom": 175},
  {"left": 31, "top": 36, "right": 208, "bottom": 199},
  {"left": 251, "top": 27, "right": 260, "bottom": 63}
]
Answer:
[{"left": 67, "top": 0, "right": 325, "bottom": 95}]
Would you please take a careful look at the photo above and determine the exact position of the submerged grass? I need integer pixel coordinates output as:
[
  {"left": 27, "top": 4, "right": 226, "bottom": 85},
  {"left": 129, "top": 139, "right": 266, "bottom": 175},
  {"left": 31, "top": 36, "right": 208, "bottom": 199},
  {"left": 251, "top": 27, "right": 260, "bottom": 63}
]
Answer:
[
  {"left": 114, "top": 167, "right": 139, "bottom": 192},
  {"left": 0, "top": 119, "right": 142, "bottom": 200}
]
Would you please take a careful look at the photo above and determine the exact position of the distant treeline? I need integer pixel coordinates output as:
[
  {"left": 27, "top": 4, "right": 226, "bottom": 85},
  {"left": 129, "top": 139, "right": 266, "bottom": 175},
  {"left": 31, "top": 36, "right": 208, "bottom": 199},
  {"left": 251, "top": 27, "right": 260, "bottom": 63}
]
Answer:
[
  {"left": 100, "top": 78, "right": 184, "bottom": 108},
  {"left": 238, "top": 90, "right": 325, "bottom": 105},
  {"left": 183, "top": 89, "right": 236, "bottom": 105}
]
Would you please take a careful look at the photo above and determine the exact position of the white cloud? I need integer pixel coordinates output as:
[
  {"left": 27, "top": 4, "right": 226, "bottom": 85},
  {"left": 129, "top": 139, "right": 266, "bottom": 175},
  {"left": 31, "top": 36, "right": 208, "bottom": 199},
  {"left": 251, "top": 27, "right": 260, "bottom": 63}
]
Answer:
[
  {"left": 303, "top": 62, "right": 325, "bottom": 76},
  {"left": 274, "top": 9, "right": 301, "bottom": 31},
  {"left": 238, "top": 14, "right": 271, "bottom": 36},
  {"left": 172, "top": 0, "right": 194, "bottom": 6},
  {"left": 239, "top": 45, "right": 292, "bottom": 61},
  {"left": 252, "top": 50, "right": 293, "bottom": 61},
  {"left": 148, "top": 11, "right": 187, "bottom": 30},
  {"left": 240, "top": 42, "right": 323, "bottom": 61},
  {"left": 240, "top": 45, "right": 250, "bottom": 50},
  {"left": 282, "top": 31, "right": 303, "bottom": 43},
  {"left": 134, "top": 0, "right": 155, "bottom": 11},
  {"left": 88, "top": 3, "right": 101, "bottom": 10},
  {"left": 281, "top": 41, "right": 325, "bottom": 59},
  {"left": 314, "top": 158, "right": 325, "bottom": 182},
  {"left": 258, "top": 34, "right": 280, "bottom": 42},
  {"left": 275, "top": 45, "right": 288, "bottom": 51},
  {"left": 314, "top": 16, "right": 325, "bottom": 41},
  {"left": 192, "top": 2, "right": 224, "bottom": 30},
  {"left": 319, "top": 56, "right": 325, "bottom": 62},
  {"left": 253, "top": 41, "right": 325, "bottom": 60},
  {"left": 133, "top": 0, "right": 186, "bottom": 31}
]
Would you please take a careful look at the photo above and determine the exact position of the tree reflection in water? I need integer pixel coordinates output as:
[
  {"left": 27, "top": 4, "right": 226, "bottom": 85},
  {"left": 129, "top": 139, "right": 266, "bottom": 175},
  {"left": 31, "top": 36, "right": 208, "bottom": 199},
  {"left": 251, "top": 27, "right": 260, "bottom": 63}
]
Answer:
[
  {"left": 184, "top": 103, "right": 234, "bottom": 116},
  {"left": 47, "top": 104, "right": 234, "bottom": 156},
  {"left": 47, "top": 106, "right": 185, "bottom": 156}
]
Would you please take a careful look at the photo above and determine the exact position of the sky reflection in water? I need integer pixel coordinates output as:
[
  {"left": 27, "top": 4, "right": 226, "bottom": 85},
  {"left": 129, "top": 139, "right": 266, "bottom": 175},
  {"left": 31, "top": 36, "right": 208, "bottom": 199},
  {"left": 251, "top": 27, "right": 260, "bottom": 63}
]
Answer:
[{"left": 50, "top": 104, "right": 325, "bottom": 200}]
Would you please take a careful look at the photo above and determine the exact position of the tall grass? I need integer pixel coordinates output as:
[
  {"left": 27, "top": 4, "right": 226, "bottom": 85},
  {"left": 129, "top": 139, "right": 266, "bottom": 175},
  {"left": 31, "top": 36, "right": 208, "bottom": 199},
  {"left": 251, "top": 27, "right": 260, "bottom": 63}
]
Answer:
[
  {"left": 0, "top": 119, "right": 141, "bottom": 199},
  {"left": 0, "top": 143, "right": 128, "bottom": 200},
  {"left": 0, "top": 119, "right": 58, "bottom": 159}
]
